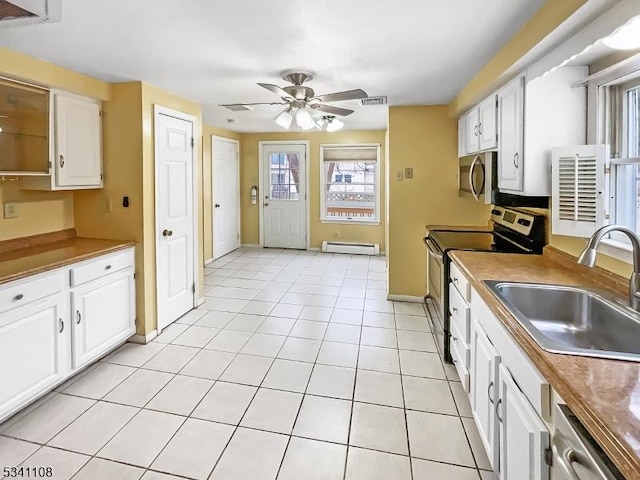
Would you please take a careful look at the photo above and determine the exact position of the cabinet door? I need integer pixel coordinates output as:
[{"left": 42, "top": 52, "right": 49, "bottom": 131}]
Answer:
[
  {"left": 0, "top": 294, "right": 69, "bottom": 420},
  {"left": 498, "top": 364, "right": 549, "bottom": 480},
  {"left": 497, "top": 77, "right": 524, "bottom": 192},
  {"left": 458, "top": 117, "right": 467, "bottom": 158},
  {"left": 54, "top": 94, "right": 102, "bottom": 188},
  {"left": 465, "top": 109, "right": 480, "bottom": 154},
  {"left": 479, "top": 96, "right": 498, "bottom": 151},
  {"left": 470, "top": 320, "right": 500, "bottom": 470},
  {"left": 72, "top": 269, "right": 135, "bottom": 369}
]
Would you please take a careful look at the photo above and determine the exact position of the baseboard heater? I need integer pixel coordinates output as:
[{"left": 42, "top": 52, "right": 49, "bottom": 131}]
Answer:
[{"left": 321, "top": 241, "right": 380, "bottom": 255}]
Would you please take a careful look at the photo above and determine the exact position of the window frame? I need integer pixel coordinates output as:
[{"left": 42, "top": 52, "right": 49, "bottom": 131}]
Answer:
[
  {"left": 588, "top": 59, "right": 640, "bottom": 263},
  {"left": 319, "top": 144, "right": 381, "bottom": 225}
]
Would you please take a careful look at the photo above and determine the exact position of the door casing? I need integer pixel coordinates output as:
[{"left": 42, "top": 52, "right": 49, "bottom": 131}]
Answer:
[
  {"left": 153, "top": 105, "right": 200, "bottom": 331},
  {"left": 258, "top": 140, "right": 310, "bottom": 250}
]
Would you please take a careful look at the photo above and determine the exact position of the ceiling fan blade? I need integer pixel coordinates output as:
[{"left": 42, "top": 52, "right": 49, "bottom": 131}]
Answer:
[
  {"left": 316, "top": 89, "right": 368, "bottom": 103},
  {"left": 221, "top": 102, "right": 287, "bottom": 112},
  {"left": 258, "top": 83, "right": 295, "bottom": 100},
  {"left": 310, "top": 104, "right": 354, "bottom": 116}
]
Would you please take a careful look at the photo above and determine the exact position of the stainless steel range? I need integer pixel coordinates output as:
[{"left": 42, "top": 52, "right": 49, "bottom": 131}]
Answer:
[{"left": 424, "top": 206, "right": 546, "bottom": 363}]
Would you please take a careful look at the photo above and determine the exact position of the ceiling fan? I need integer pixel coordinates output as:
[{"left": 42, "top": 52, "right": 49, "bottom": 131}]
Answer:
[{"left": 221, "top": 71, "right": 369, "bottom": 130}]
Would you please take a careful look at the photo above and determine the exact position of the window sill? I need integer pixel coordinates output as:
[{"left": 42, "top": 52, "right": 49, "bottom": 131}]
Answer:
[
  {"left": 320, "top": 218, "right": 381, "bottom": 226},
  {"left": 598, "top": 238, "right": 633, "bottom": 265}
]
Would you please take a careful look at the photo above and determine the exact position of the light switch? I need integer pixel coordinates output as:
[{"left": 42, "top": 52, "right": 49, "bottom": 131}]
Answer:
[
  {"left": 405, "top": 167, "right": 414, "bottom": 179},
  {"left": 3, "top": 202, "right": 18, "bottom": 219},
  {"left": 395, "top": 170, "right": 404, "bottom": 181}
]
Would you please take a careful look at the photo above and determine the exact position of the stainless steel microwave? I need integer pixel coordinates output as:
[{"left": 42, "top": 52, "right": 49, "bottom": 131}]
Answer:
[{"left": 458, "top": 152, "right": 494, "bottom": 204}]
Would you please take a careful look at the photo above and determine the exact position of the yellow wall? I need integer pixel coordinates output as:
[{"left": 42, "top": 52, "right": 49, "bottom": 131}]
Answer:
[
  {"left": 77, "top": 81, "right": 204, "bottom": 336},
  {"left": 74, "top": 82, "right": 145, "bottom": 331},
  {"left": 0, "top": 48, "right": 111, "bottom": 242},
  {"left": 203, "top": 125, "right": 241, "bottom": 262},
  {"left": 449, "top": 0, "right": 587, "bottom": 115},
  {"left": 387, "top": 106, "right": 492, "bottom": 296},
  {"left": 239, "top": 130, "right": 386, "bottom": 250}
]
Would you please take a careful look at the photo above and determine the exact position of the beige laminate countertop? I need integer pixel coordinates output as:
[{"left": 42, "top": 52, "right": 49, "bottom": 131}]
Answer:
[
  {"left": 449, "top": 250, "right": 640, "bottom": 479},
  {"left": 0, "top": 238, "right": 136, "bottom": 286}
]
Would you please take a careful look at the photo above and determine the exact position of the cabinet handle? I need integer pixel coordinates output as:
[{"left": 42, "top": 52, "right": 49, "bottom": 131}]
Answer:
[
  {"left": 76, "top": 311, "right": 82, "bottom": 325},
  {"left": 452, "top": 277, "right": 459, "bottom": 284},
  {"left": 488, "top": 381, "right": 494, "bottom": 405},
  {"left": 13, "top": 293, "right": 24, "bottom": 302},
  {"left": 105, "top": 264, "right": 112, "bottom": 270},
  {"left": 59, "top": 318, "right": 64, "bottom": 333},
  {"left": 59, "top": 154, "right": 65, "bottom": 168},
  {"left": 478, "top": 122, "right": 483, "bottom": 135},
  {"left": 473, "top": 125, "right": 478, "bottom": 136},
  {"left": 513, "top": 152, "right": 519, "bottom": 168},
  {"left": 495, "top": 398, "right": 503, "bottom": 423},
  {"left": 451, "top": 335, "right": 458, "bottom": 342},
  {"left": 452, "top": 307, "right": 458, "bottom": 314}
]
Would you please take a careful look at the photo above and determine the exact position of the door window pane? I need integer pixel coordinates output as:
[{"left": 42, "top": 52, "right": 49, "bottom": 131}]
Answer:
[{"left": 269, "top": 153, "right": 300, "bottom": 201}]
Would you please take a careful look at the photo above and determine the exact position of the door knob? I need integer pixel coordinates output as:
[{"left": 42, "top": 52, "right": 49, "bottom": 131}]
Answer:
[
  {"left": 264, "top": 202, "right": 269, "bottom": 207},
  {"left": 214, "top": 204, "right": 221, "bottom": 208},
  {"left": 162, "top": 229, "right": 173, "bottom": 237}
]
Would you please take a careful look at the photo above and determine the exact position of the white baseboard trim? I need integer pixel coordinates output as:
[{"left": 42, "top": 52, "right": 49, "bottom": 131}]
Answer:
[
  {"left": 308, "top": 247, "right": 321, "bottom": 252},
  {"left": 128, "top": 330, "right": 158, "bottom": 344},
  {"left": 387, "top": 294, "right": 425, "bottom": 303},
  {"left": 204, "top": 258, "right": 214, "bottom": 266},
  {"left": 241, "top": 244, "right": 260, "bottom": 248}
]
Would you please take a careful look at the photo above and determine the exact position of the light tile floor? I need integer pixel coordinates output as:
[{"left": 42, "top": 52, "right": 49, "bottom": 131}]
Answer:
[{"left": 0, "top": 248, "right": 496, "bottom": 480}]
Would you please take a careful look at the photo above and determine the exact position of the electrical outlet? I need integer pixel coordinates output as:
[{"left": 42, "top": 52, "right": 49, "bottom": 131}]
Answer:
[
  {"left": 405, "top": 167, "right": 414, "bottom": 179},
  {"left": 3, "top": 202, "right": 17, "bottom": 219},
  {"left": 395, "top": 170, "right": 404, "bottom": 181}
]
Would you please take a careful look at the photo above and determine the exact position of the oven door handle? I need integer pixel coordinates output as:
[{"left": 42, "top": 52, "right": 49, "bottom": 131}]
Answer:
[
  {"left": 469, "top": 154, "right": 484, "bottom": 202},
  {"left": 424, "top": 237, "right": 443, "bottom": 261}
]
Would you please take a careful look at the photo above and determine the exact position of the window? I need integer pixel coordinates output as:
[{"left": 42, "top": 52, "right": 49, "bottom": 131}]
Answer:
[
  {"left": 593, "top": 75, "right": 640, "bottom": 246},
  {"left": 320, "top": 145, "right": 380, "bottom": 223},
  {"left": 269, "top": 153, "right": 300, "bottom": 200}
]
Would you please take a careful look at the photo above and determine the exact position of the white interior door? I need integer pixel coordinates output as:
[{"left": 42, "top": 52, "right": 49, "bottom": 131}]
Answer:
[
  {"left": 155, "top": 110, "right": 195, "bottom": 331},
  {"left": 262, "top": 143, "right": 307, "bottom": 249},
  {"left": 213, "top": 137, "right": 240, "bottom": 259}
]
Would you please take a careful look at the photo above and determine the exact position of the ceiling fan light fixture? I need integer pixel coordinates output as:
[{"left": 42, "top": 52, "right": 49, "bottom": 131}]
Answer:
[
  {"left": 295, "top": 108, "right": 315, "bottom": 130},
  {"left": 274, "top": 108, "right": 293, "bottom": 129},
  {"left": 326, "top": 118, "right": 344, "bottom": 132}
]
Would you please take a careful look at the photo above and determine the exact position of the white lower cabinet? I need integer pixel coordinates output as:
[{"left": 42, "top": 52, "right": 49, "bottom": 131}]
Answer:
[
  {"left": 0, "top": 247, "right": 135, "bottom": 423},
  {"left": 470, "top": 318, "right": 500, "bottom": 470},
  {"left": 72, "top": 269, "right": 135, "bottom": 369},
  {"left": 0, "top": 293, "right": 70, "bottom": 420},
  {"left": 498, "top": 363, "right": 550, "bottom": 480}
]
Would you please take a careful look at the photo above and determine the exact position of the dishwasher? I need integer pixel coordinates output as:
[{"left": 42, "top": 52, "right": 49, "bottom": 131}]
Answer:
[{"left": 552, "top": 404, "right": 624, "bottom": 479}]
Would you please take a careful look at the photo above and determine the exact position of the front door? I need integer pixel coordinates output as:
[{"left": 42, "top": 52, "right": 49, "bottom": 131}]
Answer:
[
  {"left": 213, "top": 137, "right": 240, "bottom": 259},
  {"left": 155, "top": 110, "right": 195, "bottom": 331},
  {"left": 262, "top": 143, "right": 307, "bottom": 249}
]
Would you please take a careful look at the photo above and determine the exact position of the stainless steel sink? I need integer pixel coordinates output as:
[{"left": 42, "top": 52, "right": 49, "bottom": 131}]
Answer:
[{"left": 483, "top": 281, "right": 640, "bottom": 361}]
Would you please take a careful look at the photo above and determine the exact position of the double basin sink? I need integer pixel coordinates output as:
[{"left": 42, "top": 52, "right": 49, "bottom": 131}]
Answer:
[{"left": 484, "top": 281, "right": 640, "bottom": 362}]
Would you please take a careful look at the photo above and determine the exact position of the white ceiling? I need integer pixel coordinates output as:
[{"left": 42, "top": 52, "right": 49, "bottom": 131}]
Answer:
[{"left": 0, "top": 0, "right": 545, "bottom": 132}]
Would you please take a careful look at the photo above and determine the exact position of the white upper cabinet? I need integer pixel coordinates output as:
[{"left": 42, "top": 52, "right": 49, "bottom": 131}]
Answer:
[
  {"left": 479, "top": 96, "right": 498, "bottom": 151},
  {"left": 459, "top": 95, "right": 498, "bottom": 156},
  {"left": 22, "top": 91, "right": 103, "bottom": 191},
  {"left": 497, "top": 77, "right": 524, "bottom": 192},
  {"left": 496, "top": 67, "right": 587, "bottom": 196},
  {"left": 54, "top": 93, "right": 102, "bottom": 188}
]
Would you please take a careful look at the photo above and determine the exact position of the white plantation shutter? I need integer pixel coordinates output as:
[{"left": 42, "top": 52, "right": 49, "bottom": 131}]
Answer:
[{"left": 551, "top": 145, "right": 609, "bottom": 237}]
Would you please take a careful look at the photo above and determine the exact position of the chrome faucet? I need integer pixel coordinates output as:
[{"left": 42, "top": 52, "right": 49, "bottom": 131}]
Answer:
[{"left": 577, "top": 225, "right": 640, "bottom": 311}]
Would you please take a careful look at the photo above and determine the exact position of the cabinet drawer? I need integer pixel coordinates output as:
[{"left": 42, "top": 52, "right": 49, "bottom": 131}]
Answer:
[
  {"left": 0, "top": 271, "right": 66, "bottom": 314},
  {"left": 450, "top": 334, "right": 470, "bottom": 393},
  {"left": 450, "top": 262, "right": 470, "bottom": 301},
  {"left": 450, "top": 321, "right": 470, "bottom": 370},
  {"left": 70, "top": 249, "right": 134, "bottom": 287},
  {"left": 449, "top": 284, "right": 470, "bottom": 343}
]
